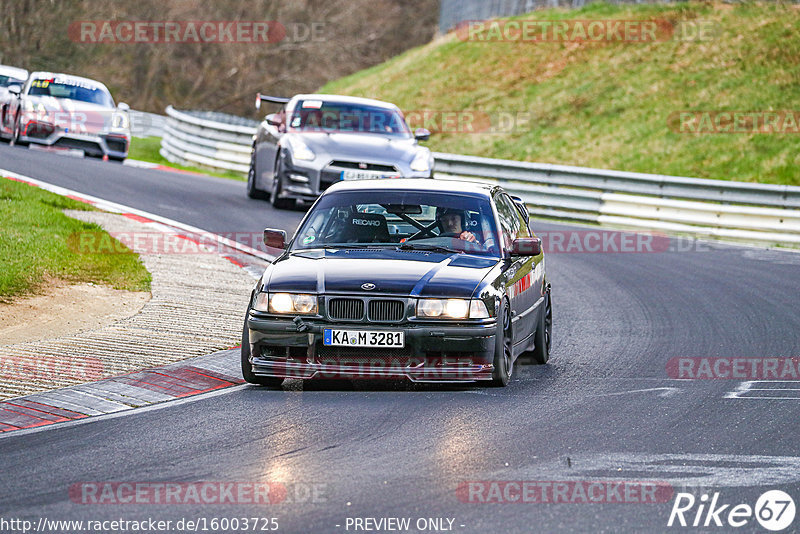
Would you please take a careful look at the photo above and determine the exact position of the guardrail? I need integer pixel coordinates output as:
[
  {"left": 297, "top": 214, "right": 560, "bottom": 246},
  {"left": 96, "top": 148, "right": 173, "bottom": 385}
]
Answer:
[
  {"left": 433, "top": 152, "right": 800, "bottom": 245},
  {"left": 158, "top": 106, "right": 800, "bottom": 246},
  {"left": 129, "top": 110, "right": 167, "bottom": 138},
  {"left": 160, "top": 106, "right": 257, "bottom": 174}
]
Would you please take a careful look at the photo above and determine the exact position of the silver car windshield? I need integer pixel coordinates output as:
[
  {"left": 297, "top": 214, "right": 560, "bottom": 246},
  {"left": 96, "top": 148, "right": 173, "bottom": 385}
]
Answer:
[
  {"left": 288, "top": 100, "right": 411, "bottom": 137},
  {"left": 27, "top": 78, "right": 114, "bottom": 107},
  {"left": 0, "top": 75, "right": 25, "bottom": 87},
  {"left": 293, "top": 191, "right": 501, "bottom": 257}
]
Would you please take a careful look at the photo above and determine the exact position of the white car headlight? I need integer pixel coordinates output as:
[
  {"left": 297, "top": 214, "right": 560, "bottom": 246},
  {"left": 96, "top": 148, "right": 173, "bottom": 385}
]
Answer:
[
  {"left": 410, "top": 149, "right": 431, "bottom": 172},
  {"left": 112, "top": 111, "right": 130, "bottom": 130},
  {"left": 417, "top": 298, "right": 489, "bottom": 319},
  {"left": 286, "top": 137, "right": 316, "bottom": 161},
  {"left": 254, "top": 292, "right": 318, "bottom": 315}
]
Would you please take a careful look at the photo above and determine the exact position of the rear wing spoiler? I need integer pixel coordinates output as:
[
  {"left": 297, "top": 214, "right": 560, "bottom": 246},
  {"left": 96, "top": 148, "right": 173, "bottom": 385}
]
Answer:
[{"left": 255, "top": 93, "right": 290, "bottom": 109}]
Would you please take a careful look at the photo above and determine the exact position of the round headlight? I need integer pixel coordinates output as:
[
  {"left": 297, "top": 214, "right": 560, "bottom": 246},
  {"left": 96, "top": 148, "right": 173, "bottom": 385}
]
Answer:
[
  {"left": 418, "top": 299, "right": 443, "bottom": 317},
  {"left": 270, "top": 293, "right": 294, "bottom": 314},
  {"left": 294, "top": 294, "right": 316, "bottom": 313},
  {"left": 444, "top": 299, "right": 469, "bottom": 319}
]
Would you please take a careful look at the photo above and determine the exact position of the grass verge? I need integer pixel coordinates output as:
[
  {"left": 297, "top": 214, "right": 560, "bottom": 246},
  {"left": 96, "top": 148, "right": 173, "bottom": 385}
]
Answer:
[
  {"left": 322, "top": 1, "right": 800, "bottom": 185},
  {"left": 0, "top": 178, "right": 151, "bottom": 303},
  {"left": 128, "top": 137, "right": 246, "bottom": 181}
]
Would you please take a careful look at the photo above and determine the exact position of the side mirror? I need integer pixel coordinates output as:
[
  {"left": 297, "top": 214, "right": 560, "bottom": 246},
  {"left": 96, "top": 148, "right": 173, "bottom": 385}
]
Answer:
[
  {"left": 117, "top": 102, "right": 130, "bottom": 111},
  {"left": 511, "top": 237, "right": 541, "bottom": 256},
  {"left": 266, "top": 113, "right": 282, "bottom": 127},
  {"left": 414, "top": 128, "right": 430, "bottom": 142},
  {"left": 263, "top": 228, "right": 287, "bottom": 249},
  {"left": 7, "top": 84, "right": 21, "bottom": 96}
]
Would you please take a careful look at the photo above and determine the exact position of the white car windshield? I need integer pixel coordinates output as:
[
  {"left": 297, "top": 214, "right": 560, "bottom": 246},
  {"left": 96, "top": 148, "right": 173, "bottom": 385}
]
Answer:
[
  {"left": 27, "top": 78, "right": 114, "bottom": 107},
  {"left": 293, "top": 190, "right": 501, "bottom": 257}
]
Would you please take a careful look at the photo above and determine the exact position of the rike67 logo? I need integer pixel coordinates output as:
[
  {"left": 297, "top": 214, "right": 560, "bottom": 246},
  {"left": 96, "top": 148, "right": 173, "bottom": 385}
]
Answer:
[{"left": 668, "top": 490, "right": 795, "bottom": 531}]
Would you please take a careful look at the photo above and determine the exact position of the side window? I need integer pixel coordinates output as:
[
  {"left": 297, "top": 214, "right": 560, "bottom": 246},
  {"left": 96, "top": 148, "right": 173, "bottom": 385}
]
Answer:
[
  {"left": 494, "top": 193, "right": 520, "bottom": 252},
  {"left": 511, "top": 199, "right": 531, "bottom": 238}
]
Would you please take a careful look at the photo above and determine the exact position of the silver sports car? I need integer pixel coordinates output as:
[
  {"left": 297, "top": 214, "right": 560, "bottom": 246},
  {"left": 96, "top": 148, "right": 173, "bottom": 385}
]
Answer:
[
  {"left": 248, "top": 93, "right": 434, "bottom": 209},
  {"left": 0, "top": 71, "right": 131, "bottom": 160}
]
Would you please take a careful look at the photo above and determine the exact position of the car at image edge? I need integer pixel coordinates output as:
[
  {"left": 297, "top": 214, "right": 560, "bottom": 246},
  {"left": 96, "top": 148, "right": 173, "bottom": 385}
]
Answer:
[{"left": 0, "top": 71, "right": 131, "bottom": 160}]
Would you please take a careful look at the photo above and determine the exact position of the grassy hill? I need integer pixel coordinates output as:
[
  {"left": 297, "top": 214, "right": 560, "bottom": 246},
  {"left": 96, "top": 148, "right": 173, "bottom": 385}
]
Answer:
[{"left": 322, "top": 1, "right": 800, "bottom": 185}]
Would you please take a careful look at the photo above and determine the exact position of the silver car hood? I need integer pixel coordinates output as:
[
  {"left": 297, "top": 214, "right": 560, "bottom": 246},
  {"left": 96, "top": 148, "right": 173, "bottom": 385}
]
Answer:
[{"left": 287, "top": 132, "right": 422, "bottom": 166}]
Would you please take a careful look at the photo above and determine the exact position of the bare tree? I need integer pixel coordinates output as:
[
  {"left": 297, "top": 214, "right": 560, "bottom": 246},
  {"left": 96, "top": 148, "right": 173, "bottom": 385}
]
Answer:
[{"left": 0, "top": 0, "right": 439, "bottom": 116}]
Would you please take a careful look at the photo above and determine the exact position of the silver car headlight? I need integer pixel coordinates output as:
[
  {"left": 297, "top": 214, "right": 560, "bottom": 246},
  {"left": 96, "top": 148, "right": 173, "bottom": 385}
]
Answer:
[
  {"left": 417, "top": 298, "right": 489, "bottom": 319},
  {"left": 254, "top": 292, "right": 318, "bottom": 315},
  {"left": 410, "top": 149, "right": 431, "bottom": 172},
  {"left": 285, "top": 136, "right": 316, "bottom": 161}
]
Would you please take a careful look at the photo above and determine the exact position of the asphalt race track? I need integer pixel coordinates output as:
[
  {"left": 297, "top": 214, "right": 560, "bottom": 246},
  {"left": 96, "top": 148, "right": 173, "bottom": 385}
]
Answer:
[{"left": 2, "top": 143, "right": 800, "bottom": 533}]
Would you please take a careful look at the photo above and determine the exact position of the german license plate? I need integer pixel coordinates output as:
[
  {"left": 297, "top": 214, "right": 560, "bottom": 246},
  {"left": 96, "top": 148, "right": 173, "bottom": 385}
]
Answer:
[
  {"left": 340, "top": 170, "right": 388, "bottom": 181},
  {"left": 323, "top": 328, "right": 405, "bottom": 348}
]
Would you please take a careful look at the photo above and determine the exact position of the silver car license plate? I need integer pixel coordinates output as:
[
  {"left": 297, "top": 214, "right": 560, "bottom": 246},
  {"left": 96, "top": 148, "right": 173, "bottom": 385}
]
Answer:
[{"left": 340, "top": 170, "right": 388, "bottom": 181}]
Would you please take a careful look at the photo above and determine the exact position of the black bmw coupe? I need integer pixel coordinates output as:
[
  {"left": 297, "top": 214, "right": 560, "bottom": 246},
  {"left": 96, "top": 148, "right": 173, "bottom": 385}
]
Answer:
[{"left": 242, "top": 178, "right": 552, "bottom": 387}]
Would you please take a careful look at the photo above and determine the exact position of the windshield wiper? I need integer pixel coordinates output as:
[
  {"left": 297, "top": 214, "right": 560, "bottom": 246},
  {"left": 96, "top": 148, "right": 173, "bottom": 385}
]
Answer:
[
  {"left": 397, "top": 242, "right": 462, "bottom": 254},
  {"left": 322, "top": 244, "right": 394, "bottom": 249}
]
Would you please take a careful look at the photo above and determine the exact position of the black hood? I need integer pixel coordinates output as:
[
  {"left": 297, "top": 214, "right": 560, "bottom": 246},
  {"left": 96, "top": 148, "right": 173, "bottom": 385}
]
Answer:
[{"left": 266, "top": 248, "right": 497, "bottom": 298}]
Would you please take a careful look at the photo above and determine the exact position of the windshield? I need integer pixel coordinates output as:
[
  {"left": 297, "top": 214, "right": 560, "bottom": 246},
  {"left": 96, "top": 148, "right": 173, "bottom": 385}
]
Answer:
[
  {"left": 0, "top": 75, "right": 25, "bottom": 87},
  {"left": 27, "top": 77, "right": 114, "bottom": 107},
  {"left": 288, "top": 100, "right": 411, "bottom": 137},
  {"left": 292, "top": 190, "right": 500, "bottom": 257}
]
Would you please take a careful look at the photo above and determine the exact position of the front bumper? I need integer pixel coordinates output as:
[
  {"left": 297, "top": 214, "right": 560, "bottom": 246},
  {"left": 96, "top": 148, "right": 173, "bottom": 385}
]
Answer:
[
  {"left": 247, "top": 314, "right": 497, "bottom": 383},
  {"left": 17, "top": 118, "right": 129, "bottom": 159}
]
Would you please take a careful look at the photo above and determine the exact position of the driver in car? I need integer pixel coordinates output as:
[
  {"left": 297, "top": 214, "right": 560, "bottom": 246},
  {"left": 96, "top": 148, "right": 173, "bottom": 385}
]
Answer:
[{"left": 436, "top": 207, "right": 478, "bottom": 243}]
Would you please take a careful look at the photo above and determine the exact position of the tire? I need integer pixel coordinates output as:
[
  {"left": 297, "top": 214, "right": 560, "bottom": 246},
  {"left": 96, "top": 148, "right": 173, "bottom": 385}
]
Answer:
[
  {"left": 10, "top": 115, "right": 27, "bottom": 147},
  {"left": 530, "top": 287, "right": 552, "bottom": 364},
  {"left": 241, "top": 315, "right": 284, "bottom": 388},
  {"left": 489, "top": 299, "right": 513, "bottom": 387},
  {"left": 270, "top": 152, "right": 295, "bottom": 210},
  {"left": 246, "top": 149, "right": 269, "bottom": 200}
]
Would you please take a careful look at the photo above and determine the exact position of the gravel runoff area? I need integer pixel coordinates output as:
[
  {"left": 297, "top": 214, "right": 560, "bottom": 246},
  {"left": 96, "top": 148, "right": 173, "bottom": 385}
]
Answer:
[{"left": 0, "top": 210, "right": 258, "bottom": 401}]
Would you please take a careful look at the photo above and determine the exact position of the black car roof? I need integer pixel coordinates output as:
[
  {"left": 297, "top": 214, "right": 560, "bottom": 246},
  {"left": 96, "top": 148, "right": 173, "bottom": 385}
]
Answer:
[{"left": 324, "top": 178, "right": 498, "bottom": 198}]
